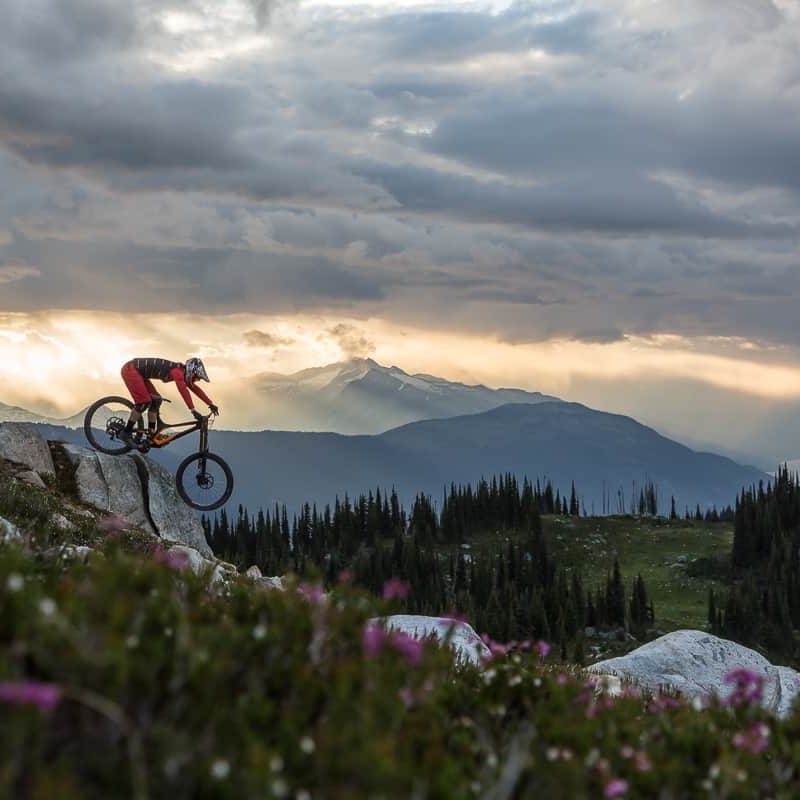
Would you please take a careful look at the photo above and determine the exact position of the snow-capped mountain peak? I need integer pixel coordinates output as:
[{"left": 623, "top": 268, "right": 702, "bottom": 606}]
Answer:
[{"left": 251, "top": 358, "right": 559, "bottom": 433}]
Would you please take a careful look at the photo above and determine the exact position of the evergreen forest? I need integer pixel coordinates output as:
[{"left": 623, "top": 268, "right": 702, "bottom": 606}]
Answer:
[{"left": 204, "top": 474, "right": 657, "bottom": 652}]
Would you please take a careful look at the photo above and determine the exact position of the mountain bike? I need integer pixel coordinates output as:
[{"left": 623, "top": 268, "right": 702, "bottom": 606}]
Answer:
[{"left": 83, "top": 396, "right": 233, "bottom": 511}]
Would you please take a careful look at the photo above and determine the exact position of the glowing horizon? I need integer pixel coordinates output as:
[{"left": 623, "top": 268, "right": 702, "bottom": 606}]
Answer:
[{"left": 2, "top": 311, "right": 799, "bottom": 423}]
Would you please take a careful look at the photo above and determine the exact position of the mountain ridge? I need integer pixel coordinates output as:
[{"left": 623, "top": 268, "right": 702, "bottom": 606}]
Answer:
[
  {"left": 1, "top": 357, "right": 561, "bottom": 434},
  {"left": 250, "top": 357, "right": 560, "bottom": 433},
  {"left": 32, "top": 400, "right": 767, "bottom": 517}
]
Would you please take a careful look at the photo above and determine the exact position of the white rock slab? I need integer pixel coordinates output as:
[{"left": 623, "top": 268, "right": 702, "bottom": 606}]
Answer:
[
  {"left": 166, "top": 545, "right": 227, "bottom": 586},
  {"left": 589, "top": 629, "right": 800, "bottom": 717},
  {"left": 0, "top": 423, "right": 55, "bottom": 477},
  {"left": 0, "top": 515, "right": 21, "bottom": 543},
  {"left": 255, "top": 575, "right": 285, "bottom": 591},
  {"left": 376, "top": 615, "right": 491, "bottom": 665}
]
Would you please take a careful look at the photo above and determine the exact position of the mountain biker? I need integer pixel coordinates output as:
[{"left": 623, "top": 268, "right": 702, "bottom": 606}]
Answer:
[{"left": 118, "top": 357, "right": 219, "bottom": 447}]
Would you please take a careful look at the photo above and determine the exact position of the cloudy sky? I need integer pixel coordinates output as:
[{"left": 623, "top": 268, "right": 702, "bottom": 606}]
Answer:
[{"left": 1, "top": 0, "right": 799, "bottom": 463}]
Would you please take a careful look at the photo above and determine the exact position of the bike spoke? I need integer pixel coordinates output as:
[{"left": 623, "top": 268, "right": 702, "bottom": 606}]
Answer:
[
  {"left": 84, "top": 398, "right": 141, "bottom": 455},
  {"left": 178, "top": 456, "right": 230, "bottom": 509}
]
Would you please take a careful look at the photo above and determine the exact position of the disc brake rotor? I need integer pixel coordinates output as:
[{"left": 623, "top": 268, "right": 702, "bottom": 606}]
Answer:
[{"left": 197, "top": 471, "right": 215, "bottom": 490}]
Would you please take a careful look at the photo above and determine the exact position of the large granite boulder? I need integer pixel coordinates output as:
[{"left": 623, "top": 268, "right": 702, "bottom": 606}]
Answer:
[
  {"left": 589, "top": 629, "right": 800, "bottom": 717},
  {"left": 58, "top": 443, "right": 212, "bottom": 556},
  {"left": 376, "top": 615, "right": 490, "bottom": 665},
  {"left": 135, "top": 456, "right": 212, "bottom": 556},
  {"left": 0, "top": 422, "right": 55, "bottom": 477},
  {"left": 61, "top": 445, "right": 154, "bottom": 533}
]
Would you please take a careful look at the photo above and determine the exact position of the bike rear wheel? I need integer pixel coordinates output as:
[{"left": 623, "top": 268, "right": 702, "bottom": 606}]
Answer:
[
  {"left": 175, "top": 451, "right": 234, "bottom": 511},
  {"left": 83, "top": 395, "right": 144, "bottom": 455}
]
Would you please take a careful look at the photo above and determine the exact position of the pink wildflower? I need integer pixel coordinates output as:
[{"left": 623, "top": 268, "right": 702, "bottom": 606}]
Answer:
[
  {"left": 153, "top": 547, "right": 189, "bottom": 571},
  {"left": 733, "top": 722, "right": 770, "bottom": 754},
  {"left": 604, "top": 778, "right": 628, "bottom": 798},
  {"left": 648, "top": 694, "right": 682, "bottom": 712},
  {"left": 398, "top": 687, "right": 414, "bottom": 708},
  {"left": 362, "top": 623, "right": 384, "bottom": 657},
  {"left": 724, "top": 667, "right": 764, "bottom": 706},
  {"left": 556, "top": 673, "right": 569, "bottom": 685},
  {"left": 390, "top": 631, "right": 424, "bottom": 665},
  {"left": 165, "top": 551, "right": 189, "bottom": 571},
  {"left": 634, "top": 751, "right": 652, "bottom": 773},
  {"left": 382, "top": 577, "right": 410, "bottom": 601},
  {"left": 443, "top": 609, "right": 468, "bottom": 624},
  {"left": 479, "top": 634, "right": 516, "bottom": 658},
  {"left": 536, "top": 640, "right": 551, "bottom": 659},
  {"left": 98, "top": 514, "right": 130, "bottom": 532},
  {"left": 0, "top": 681, "right": 61, "bottom": 713},
  {"left": 297, "top": 583, "right": 325, "bottom": 604},
  {"left": 336, "top": 569, "right": 353, "bottom": 584},
  {"left": 621, "top": 747, "right": 651, "bottom": 772}
]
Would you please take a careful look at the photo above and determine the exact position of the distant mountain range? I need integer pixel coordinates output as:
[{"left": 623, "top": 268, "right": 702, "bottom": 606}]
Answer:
[
  {"left": 251, "top": 358, "right": 560, "bottom": 433},
  {"left": 32, "top": 402, "right": 766, "bottom": 517},
  {"left": 2, "top": 358, "right": 767, "bottom": 515},
  {"left": 1, "top": 358, "right": 559, "bottom": 435},
  {"left": 0, "top": 401, "right": 86, "bottom": 428}
]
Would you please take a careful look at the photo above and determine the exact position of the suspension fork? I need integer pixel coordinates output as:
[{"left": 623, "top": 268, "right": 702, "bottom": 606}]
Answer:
[{"left": 198, "top": 419, "right": 209, "bottom": 467}]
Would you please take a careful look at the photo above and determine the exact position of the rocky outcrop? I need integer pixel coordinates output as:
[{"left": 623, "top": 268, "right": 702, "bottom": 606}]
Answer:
[
  {"left": 136, "top": 457, "right": 211, "bottom": 556},
  {"left": 61, "top": 445, "right": 155, "bottom": 533},
  {"left": 0, "top": 422, "right": 212, "bottom": 557},
  {"left": 589, "top": 629, "right": 800, "bottom": 717},
  {"left": 377, "top": 615, "right": 490, "bottom": 665},
  {"left": 0, "top": 423, "right": 55, "bottom": 477},
  {"left": 58, "top": 443, "right": 212, "bottom": 556}
]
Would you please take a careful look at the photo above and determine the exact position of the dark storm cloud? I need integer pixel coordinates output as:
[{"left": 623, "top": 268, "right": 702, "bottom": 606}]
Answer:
[
  {"left": 353, "top": 160, "right": 792, "bottom": 237},
  {"left": 0, "top": 235, "right": 388, "bottom": 313},
  {"left": 1, "top": 0, "right": 799, "bottom": 351},
  {"left": 0, "top": 80, "right": 251, "bottom": 171},
  {"left": 8, "top": 0, "right": 141, "bottom": 62},
  {"left": 426, "top": 89, "right": 800, "bottom": 193}
]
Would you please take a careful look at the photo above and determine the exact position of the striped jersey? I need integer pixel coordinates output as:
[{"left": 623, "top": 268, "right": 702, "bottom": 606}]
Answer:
[{"left": 130, "top": 358, "right": 183, "bottom": 382}]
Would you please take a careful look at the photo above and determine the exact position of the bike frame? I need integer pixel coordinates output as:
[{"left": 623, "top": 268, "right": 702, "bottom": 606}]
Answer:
[{"left": 144, "top": 415, "right": 211, "bottom": 452}]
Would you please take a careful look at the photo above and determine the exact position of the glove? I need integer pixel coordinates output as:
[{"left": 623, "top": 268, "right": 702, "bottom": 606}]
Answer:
[
  {"left": 209, "top": 403, "right": 219, "bottom": 416},
  {"left": 191, "top": 409, "right": 203, "bottom": 421}
]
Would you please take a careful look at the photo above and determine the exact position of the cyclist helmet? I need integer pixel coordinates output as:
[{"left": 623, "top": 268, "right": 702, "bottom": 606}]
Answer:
[{"left": 185, "top": 357, "right": 210, "bottom": 383}]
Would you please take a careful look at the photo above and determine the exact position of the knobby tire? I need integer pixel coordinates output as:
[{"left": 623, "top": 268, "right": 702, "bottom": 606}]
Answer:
[
  {"left": 175, "top": 451, "right": 234, "bottom": 511},
  {"left": 83, "top": 395, "right": 138, "bottom": 455}
]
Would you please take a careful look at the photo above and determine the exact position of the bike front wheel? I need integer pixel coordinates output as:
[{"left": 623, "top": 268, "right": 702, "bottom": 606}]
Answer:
[
  {"left": 84, "top": 395, "right": 143, "bottom": 455},
  {"left": 175, "top": 451, "right": 234, "bottom": 511}
]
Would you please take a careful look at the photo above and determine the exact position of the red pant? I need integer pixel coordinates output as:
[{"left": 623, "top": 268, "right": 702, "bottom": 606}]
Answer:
[{"left": 121, "top": 362, "right": 157, "bottom": 405}]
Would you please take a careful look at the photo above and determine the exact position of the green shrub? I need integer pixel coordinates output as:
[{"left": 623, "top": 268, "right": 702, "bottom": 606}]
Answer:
[{"left": 1, "top": 541, "right": 800, "bottom": 799}]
